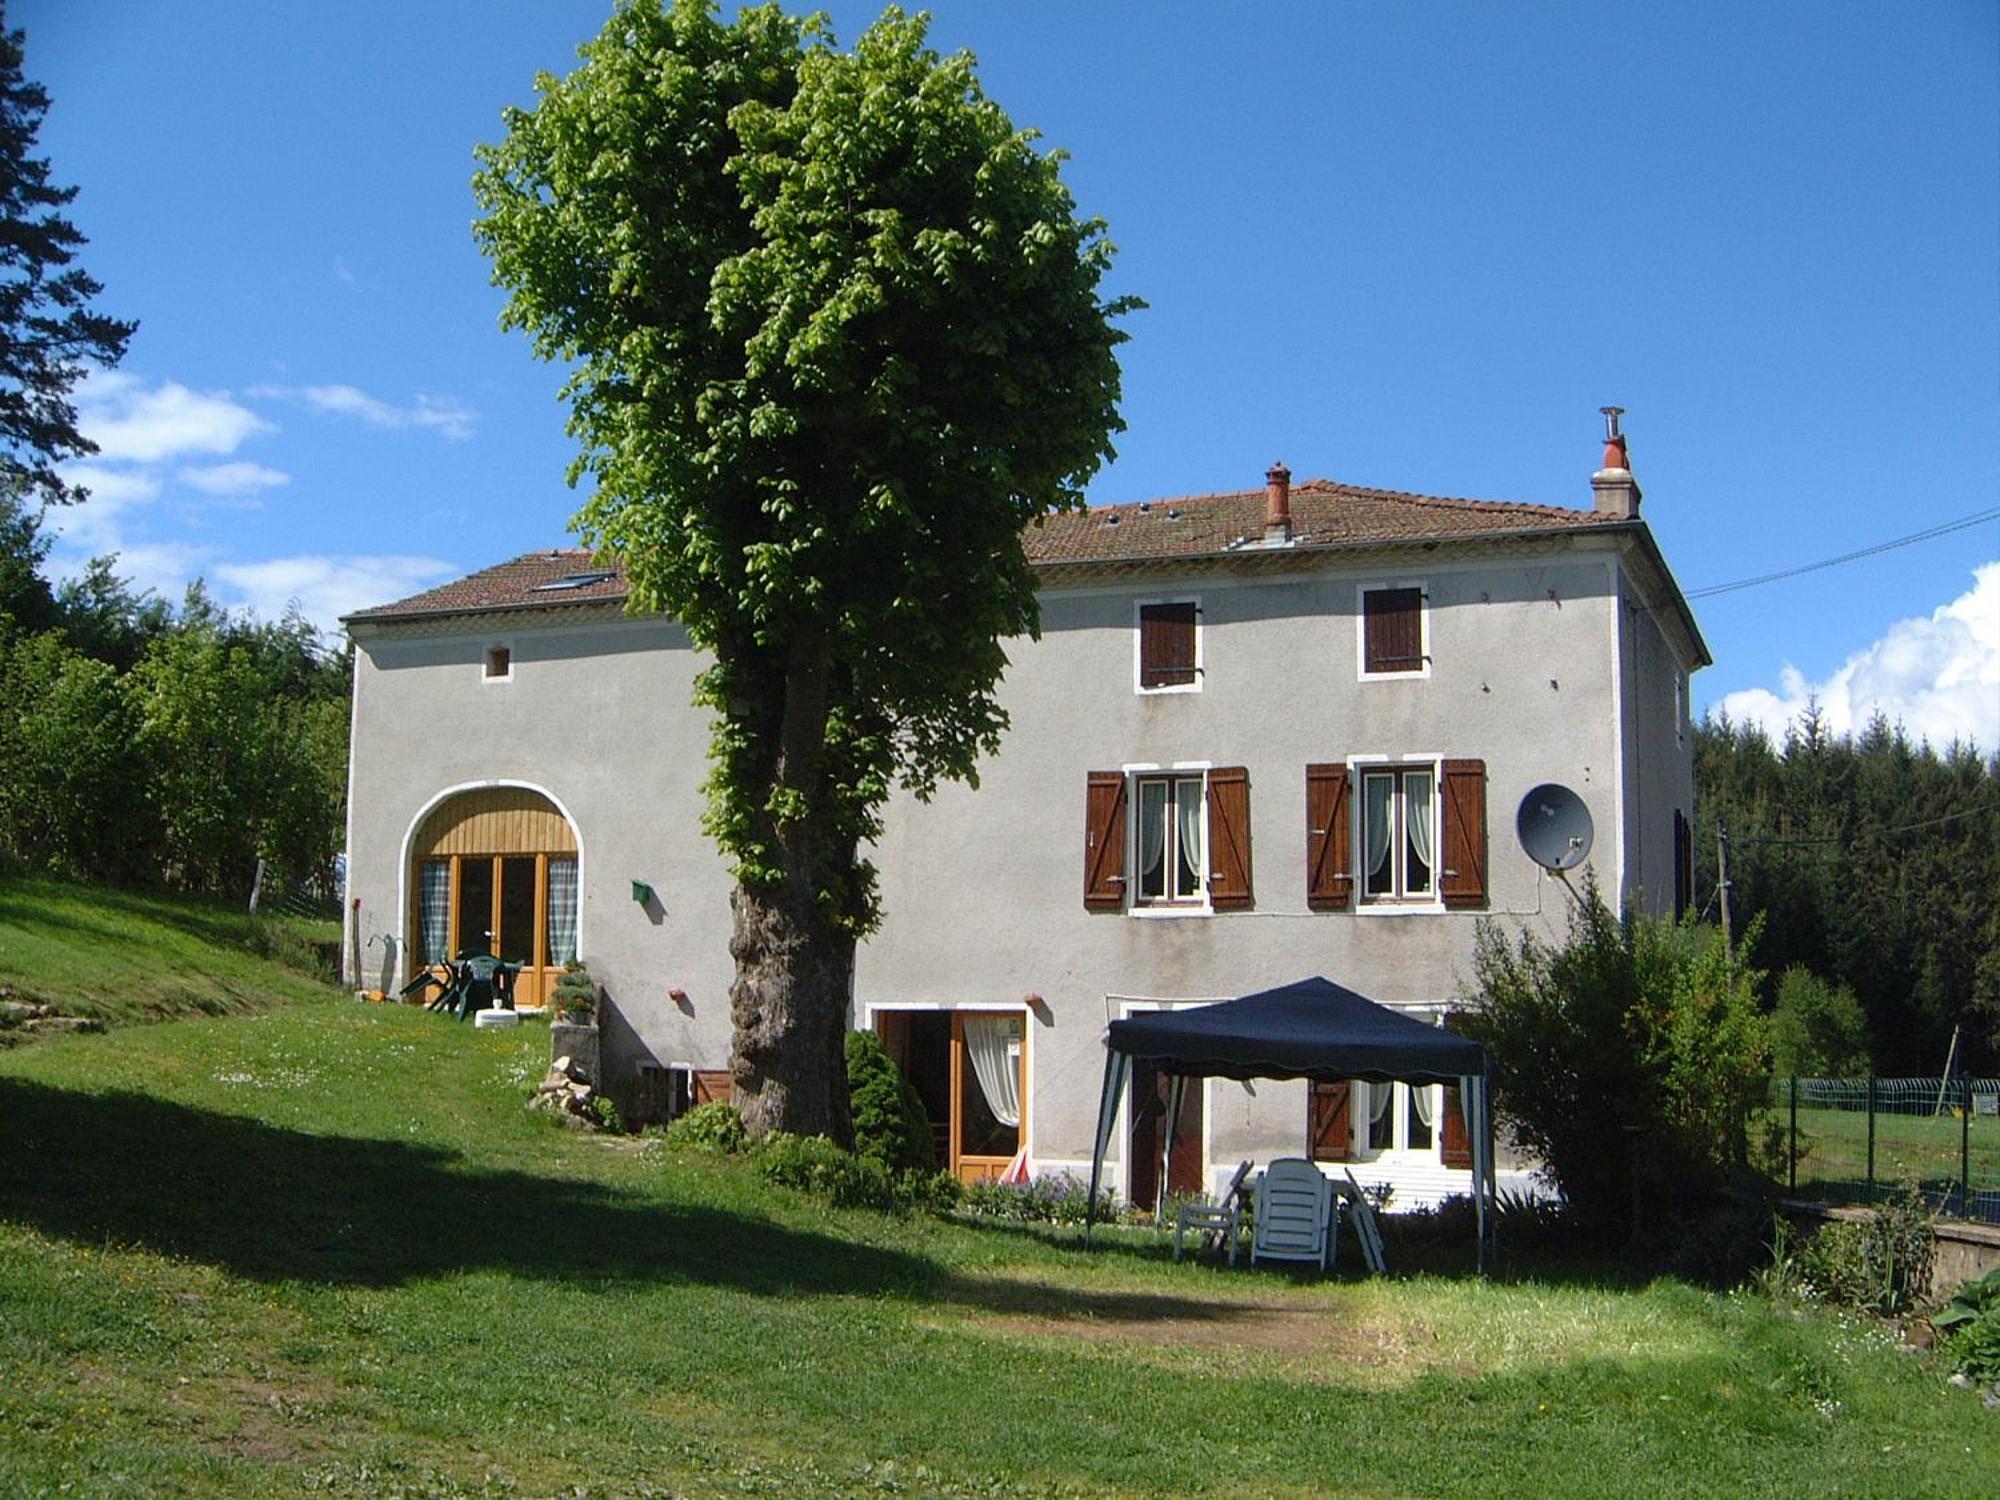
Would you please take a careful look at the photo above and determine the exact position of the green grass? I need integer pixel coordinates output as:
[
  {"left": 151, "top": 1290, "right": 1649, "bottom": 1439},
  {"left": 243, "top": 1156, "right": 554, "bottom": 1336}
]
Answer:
[
  {"left": 1782, "top": 1105, "right": 2000, "bottom": 1207},
  {"left": 1, "top": 1002, "right": 1993, "bottom": 1496},
  {"left": 0, "top": 872, "right": 341, "bottom": 1026}
]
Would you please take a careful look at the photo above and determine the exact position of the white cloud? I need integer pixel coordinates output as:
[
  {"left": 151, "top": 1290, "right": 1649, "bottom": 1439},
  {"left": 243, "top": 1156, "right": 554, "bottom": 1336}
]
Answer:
[
  {"left": 55, "top": 463, "right": 162, "bottom": 510},
  {"left": 210, "top": 553, "right": 457, "bottom": 635},
  {"left": 257, "top": 382, "right": 477, "bottom": 442},
  {"left": 1711, "top": 563, "right": 2000, "bottom": 751},
  {"left": 177, "top": 461, "right": 291, "bottom": 496},
  {"left": 76, "top": 371, "right": 270, "bottom": 462}
]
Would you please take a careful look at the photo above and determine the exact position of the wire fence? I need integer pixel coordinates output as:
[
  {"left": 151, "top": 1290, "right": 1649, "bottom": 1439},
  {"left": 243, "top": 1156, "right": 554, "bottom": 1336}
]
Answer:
[{"left": 1773, "top": 1076, "right": 2000, "bottom": 1225}]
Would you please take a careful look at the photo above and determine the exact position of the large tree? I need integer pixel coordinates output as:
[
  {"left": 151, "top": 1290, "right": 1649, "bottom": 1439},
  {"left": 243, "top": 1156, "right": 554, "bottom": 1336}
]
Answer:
[
  {"left": 474, "top": 0, "right": 1131, "bottom": 1139},
  {"left": 0, "top": 5, "right": 134, "bottom": 508}
]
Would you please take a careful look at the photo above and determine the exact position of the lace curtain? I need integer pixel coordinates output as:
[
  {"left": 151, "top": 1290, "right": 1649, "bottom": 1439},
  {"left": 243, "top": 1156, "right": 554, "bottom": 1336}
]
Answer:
[
  {"left": 1138, "top": 780, "right": 1168, "bottom": 896},
  {"left": 546, "top": 857, "right": 579, "bottom": 965},
  {"left": 1176, "top": 779, "right": 1202, "bottom": 895},
  {"left": 1406, "top": 773, "right": 1434, "bottom": 888},
  {"left": 1364, "top": 775, "right": 1394, "bottom": 888},
  {"left": 963, "top": 1015, "right": 1021, "bottom": 1129}
]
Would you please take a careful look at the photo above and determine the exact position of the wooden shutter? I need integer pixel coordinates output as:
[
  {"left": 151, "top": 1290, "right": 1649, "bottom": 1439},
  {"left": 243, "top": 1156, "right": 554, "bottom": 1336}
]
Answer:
[
  {"left": 1206, "top": 766, "right": 1252, "bottom": 910},
  {"left": 1363, "top": 587, "right": 1423, "bottom": 673},
  {"left": 1306, "top": 763, "right": 1353, "bottom": 910},
  {"left": 1084, "top": 771, "right": 1127, "bottom": 910},
  {"left": 1309, "top": 1080, "right": 1355, "bottom": 1162},
  {"left": 1440, "top": 759, "right": 1488, "bottom": 909},
  {"left": 1138, "top": 602, "right": 1198, "bottom": 688},
  {"left": 1437, "top": 1014, "right": 1473, "bottom": 1167}
]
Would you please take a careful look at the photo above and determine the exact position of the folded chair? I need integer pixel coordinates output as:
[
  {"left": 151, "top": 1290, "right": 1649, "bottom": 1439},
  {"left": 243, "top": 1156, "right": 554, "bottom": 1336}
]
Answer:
[
  {"left": 1250, "top": 1158, "right": 1337, "bottom": 1272},
  {"left": 1174, "top": 1159, "right": 1254, "bottom": 1265}
]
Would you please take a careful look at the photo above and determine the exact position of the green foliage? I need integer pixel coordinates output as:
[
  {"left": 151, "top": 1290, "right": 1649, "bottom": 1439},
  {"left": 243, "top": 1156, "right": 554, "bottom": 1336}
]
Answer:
[
  {"left": 1464, "top": 875, "right": 1771, "bottom": 1237},
  {"left": 551, "top": 960, "right": 597, "bottom": 1021},
  {"left": 472, "top": 0, "right": 1133, "bottom": 1142},
  {"left": 0, "top": 630, "right": 145, "bottom": 881},
  {"left": 843, "top": 1028, "right": 934, "bottom": 1174},
  {"left": 663, "top": 1100, "right": 747, "bottom": 1153},
  {"left": 1696, "top": 709, "right": 2000, "bottom": 1070},
  {"left": 0, "top": 16, "right": 136, "bottom": 508},
  {"left": 1795, "top": 1187, "right": 1936, "bottom": 1316},
  {"left": 1771, "top": 964, "right": 1872, "bottom": 1077},
  {"left": 591, "top": 1093, "right": 625, "bottom": 1134},
  {"left": 1936, "top": 1269, "right": 2000, "bottom": 1383},
  {"left": 0, "top": 485, "right": 57, "bottom": 632},
  {"left": 753, "top": 1130, "right": 899, "bottom": 1211},
  {"left": 959, "top": 1172, "right": 1111, "bottom": 1226}
]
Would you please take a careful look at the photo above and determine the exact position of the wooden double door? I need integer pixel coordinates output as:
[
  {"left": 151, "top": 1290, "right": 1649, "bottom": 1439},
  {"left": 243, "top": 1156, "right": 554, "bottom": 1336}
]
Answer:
[
  {"left": 875, "top": 1010, "right": 1026, "bottom": 1185},
  {"left": 1129, "top": 1059, "right": 1203, "bottom": 1212}
]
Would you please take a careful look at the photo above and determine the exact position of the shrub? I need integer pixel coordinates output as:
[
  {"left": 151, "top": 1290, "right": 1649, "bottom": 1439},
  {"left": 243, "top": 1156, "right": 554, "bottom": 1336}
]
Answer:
[
  {"left": 960, "top": 1172, "right": 1113, "bottom": 1226},
  {"left": 591, "top": 1093, "right": 625, "bottom": 1134},
  {"left": 1797, "top": 1187, "right": 1936, "bottom": 1315},
  {"left": 1462, "top": 876, "right": 1770, "bottom": 1240},
  {"left": 844, "top": 1029, "right": 936, "bottom": 1175},
  {"left": 664, "top": 1101, "right": 746, "bottom": 1153},
  {"left": 1936, "top": 1268, "right": 2000, "bottom": 1384},
  {"left": 753, "top": 1132, "right": 898, "bottom": 1212},
  {"left": 1770, "top": 965, "right": 1871, "bottom": 1077}
]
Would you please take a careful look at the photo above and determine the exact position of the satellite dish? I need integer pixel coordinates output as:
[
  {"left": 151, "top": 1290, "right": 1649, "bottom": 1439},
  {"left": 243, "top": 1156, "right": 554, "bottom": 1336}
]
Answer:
[{"left": 1517, "top": 783, "right": 1594, "bottom": 872}]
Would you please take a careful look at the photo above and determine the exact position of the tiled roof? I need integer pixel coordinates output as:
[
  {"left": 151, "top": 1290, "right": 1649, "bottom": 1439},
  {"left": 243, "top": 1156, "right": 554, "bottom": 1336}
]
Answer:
[
  {"left": 348, "top": 480, "right": 1615, "bottom": 623},
  {"left": 343, "top": 549, "right": 627, "bottom": 622},
  {"left": 1023, "top": 479, "right": 1611, "bottom": 565}
]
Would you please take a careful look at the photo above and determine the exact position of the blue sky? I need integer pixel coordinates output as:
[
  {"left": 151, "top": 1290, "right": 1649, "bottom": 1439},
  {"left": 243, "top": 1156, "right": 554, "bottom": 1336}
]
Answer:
[{"left": 17, "top": 1, "right": 2000, "bottom": 746}]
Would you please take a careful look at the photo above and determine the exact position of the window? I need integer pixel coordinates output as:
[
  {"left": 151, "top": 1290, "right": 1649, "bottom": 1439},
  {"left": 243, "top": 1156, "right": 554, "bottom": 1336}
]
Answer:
[
  {"left": 1361, "top": 766, "right": 1436, "bottom": 902},
  {"left": 1364, "top": 1081, "right": 1438, "bottom": 1155},
  {"left": 1136, "top": 774, "right": 1204, "bottom": 904},
  {"left": 1083, "top": 766, "right": 1253, "bottom": 912},
  {"left": 483, "top": 644, "right": 512, "bottom": 680},
  {"left": 1360, "top": 585, "right": 1426, "bottom": 676},
  {"left": 1136, "top": 600, "right": 1199, "bottom": 691}
]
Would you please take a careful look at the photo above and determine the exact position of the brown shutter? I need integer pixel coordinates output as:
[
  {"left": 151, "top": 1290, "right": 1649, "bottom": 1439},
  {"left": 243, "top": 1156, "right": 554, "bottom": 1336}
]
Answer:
[
  {"left": 1439, "top": 1013, "right": 1473, "bottom": 1167},
  {"left": 1440, "top": 758, "right": 1487, "bottom": 909},
  {"left": 1139, "top": 602, "right": 1197, "bottom": 688},
  {"left": 1206, "top": 766, "right": 1252, "bottom": 910},
  {"left": 1084, "top": 771, "right": 1127, "bottom": 910},
  {"left": 1364, "top": 587, "right": 1423, "bottom": 673},
  {"left": 1309, "top": 1080, "right": 1355, "bottom": 1162},
  {"left": 1306, "top": 763, "right": 1353, "bottom": 910}
]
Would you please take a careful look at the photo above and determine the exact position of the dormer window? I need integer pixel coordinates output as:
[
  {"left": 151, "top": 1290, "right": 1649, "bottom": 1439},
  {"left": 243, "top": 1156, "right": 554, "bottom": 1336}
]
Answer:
[
  {"left": 1360, "top": 585, "right": 1428, "bottom": 678},
  {"left": 484, "top": 645, "right": 512, "bottom": 681},
  {"left": 1136, "top": 599, "right": 1200, "bottom": 692}
]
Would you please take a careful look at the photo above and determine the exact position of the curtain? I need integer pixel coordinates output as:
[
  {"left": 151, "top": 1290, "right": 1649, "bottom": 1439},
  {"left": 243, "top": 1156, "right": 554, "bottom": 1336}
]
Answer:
[
  {"left": 1138, "top": 780, "right": 1168, "bottom": 897},
  {"left": 1412, "top": 1083, "right": 1435, "bottom": 1128},
  {"left": 1406, "top": 771, "right": 1435, "bottom": 890},
  {"left": 419, "top": 860, "right": 450, "bottom": 963},
  {"left": 1364, "top": 775, "right": 1394, "bottom": 888},
  {"left": 964, "top": 1015, "right": 1021, "bottom": 1128},
  {"left": 1176, "top": 777, "right": 1203, "bottom": 896},
  {"left": 546, "top": 857, "right": 578, "bottom": 965}
]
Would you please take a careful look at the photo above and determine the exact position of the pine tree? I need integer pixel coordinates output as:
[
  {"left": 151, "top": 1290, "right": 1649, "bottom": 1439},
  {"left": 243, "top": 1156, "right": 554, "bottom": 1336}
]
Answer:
[{"left": 0, "top": 6, "right": 135, "bottom": 507}]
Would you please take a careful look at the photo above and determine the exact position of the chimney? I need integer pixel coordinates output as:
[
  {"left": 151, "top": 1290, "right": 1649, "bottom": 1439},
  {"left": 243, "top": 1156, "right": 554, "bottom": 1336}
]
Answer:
[
  {"left": 1591, "top": 406, "right": 1642, "bottom": 520},
  {"left": 1265, "top": 460, "right": 1293, "bottom": 541}
]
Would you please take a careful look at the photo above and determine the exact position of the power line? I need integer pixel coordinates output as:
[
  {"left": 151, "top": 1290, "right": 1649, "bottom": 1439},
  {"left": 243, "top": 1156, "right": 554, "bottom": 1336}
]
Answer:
[
  {"left": 1686, "top": 506, "right": 2000, "bottom": 600},
  {"left": 1732, "top": 799, "right": 1998, "bottom": 847}
]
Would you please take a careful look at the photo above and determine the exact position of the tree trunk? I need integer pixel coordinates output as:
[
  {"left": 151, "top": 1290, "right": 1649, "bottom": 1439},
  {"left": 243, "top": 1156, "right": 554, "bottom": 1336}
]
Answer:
[{"left": 725, "top": 634, "right": 856, "bottom": 1145}]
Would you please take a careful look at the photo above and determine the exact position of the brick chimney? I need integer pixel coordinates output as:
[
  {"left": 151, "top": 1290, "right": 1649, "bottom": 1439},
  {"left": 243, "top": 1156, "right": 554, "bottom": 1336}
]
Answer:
[
  {"left": 1591, "top": 407, "right": 1642, "bottom": 520},
  {"left": 1265, "top": 460, "right": 1293, "bottom": 541}
]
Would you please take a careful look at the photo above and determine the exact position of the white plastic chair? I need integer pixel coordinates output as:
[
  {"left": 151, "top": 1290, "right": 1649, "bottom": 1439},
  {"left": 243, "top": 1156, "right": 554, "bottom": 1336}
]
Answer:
[
  {"left": 1173, "top": 1159, "right": 1254, "bottom": 1265},
  {"left": 1250, "top": 1158, "right": 1337, "bottom": 1271}
]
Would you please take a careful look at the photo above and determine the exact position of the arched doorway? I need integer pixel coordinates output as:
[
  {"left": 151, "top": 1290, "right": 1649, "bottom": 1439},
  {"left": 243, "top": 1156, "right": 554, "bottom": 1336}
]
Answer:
[{"left": 408, "top": 786, "right": 579, "bottom": 1009}]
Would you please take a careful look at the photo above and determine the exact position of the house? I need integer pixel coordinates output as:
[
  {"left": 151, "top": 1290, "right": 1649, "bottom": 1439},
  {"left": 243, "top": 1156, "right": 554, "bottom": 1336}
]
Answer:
[{"left": 341, "top": 413, "right": 1706, "bottom": 1209}]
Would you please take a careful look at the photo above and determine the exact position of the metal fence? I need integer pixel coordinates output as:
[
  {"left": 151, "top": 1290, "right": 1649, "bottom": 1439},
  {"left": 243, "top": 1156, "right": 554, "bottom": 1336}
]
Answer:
[{"left": 1776, "top": 1076, "right": 2000, "bottom": 1225}]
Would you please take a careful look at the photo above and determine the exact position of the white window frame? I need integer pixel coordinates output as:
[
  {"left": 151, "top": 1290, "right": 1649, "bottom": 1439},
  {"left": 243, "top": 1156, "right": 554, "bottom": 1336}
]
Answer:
[
  {"left": 1355, "top": 581, "right": 1430, "bottom": 681},
  {"left": 1122, "top": 761, "right": 1213, "bottom": 917},
  {"left": 1352, "top": 755, "right": 1445, "bottom": 915},
  {"left": 482, "top": 640, "right": 515, "bottom": 684},
  {"left": 1133, "top": 595, "right": 1203, "bottom": 695},
  {"left": 1359, "top": 1080, "right": 1444, "bottom": 1161}
]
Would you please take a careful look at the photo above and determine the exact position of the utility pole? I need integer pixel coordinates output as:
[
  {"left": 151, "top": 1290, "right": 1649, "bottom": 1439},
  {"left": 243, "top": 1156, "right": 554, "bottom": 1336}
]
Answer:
[{"left": 1715, "top": 823, "right": 1733, "bottom": 957}]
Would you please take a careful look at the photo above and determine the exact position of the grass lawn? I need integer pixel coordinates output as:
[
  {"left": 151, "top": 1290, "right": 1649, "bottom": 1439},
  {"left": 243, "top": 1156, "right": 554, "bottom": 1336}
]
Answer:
[
  {"left": 0, "top": 885, "right": 1993, "bottom": 1496},
  {"left": 1781, "top": 1104, "right": 2000, "bottom": 1211},
  {"left": 0, "top": 873, "right": 339, "bottom": 1026}
]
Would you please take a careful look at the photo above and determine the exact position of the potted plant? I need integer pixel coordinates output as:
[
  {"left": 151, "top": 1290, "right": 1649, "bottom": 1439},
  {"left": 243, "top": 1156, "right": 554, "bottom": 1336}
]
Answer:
[{"left": 552, "top": 960, "right": 597, "bottom": 1025}]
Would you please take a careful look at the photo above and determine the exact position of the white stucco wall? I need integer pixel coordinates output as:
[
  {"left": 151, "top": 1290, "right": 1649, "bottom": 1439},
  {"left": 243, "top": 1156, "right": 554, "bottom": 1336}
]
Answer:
[{"left": 344, "top": 529, "right": 1693, "bottom": 1201}]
